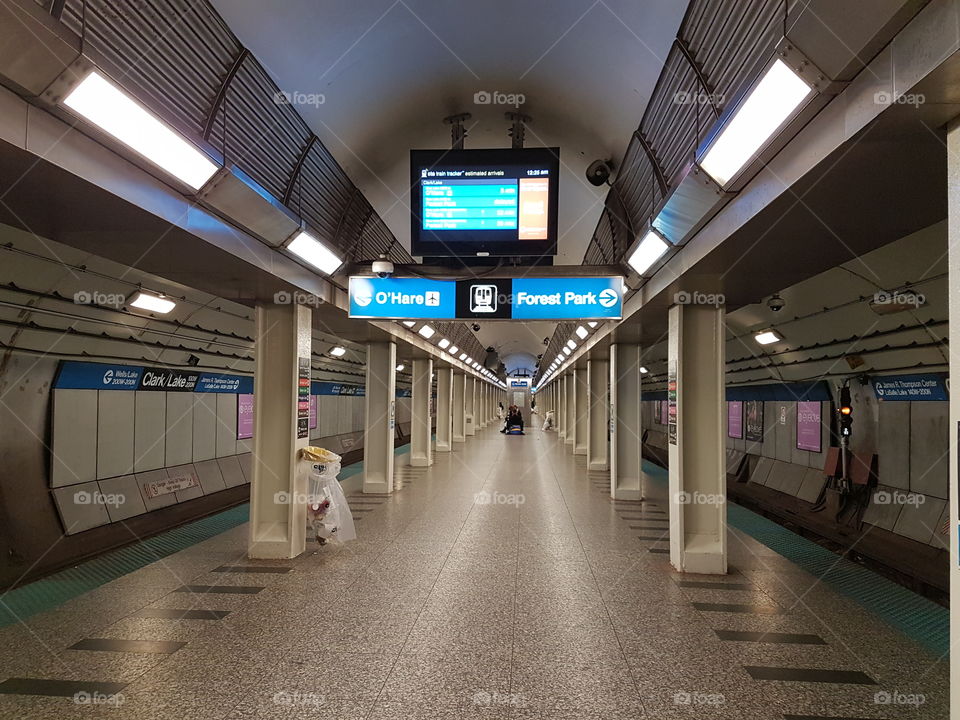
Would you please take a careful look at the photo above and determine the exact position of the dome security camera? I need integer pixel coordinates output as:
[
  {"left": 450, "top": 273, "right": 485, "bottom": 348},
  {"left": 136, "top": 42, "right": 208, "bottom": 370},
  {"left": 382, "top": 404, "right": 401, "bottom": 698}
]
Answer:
[
  {"left": 472, "top": 323, "right": 481, "bottom": 332},
  {"left": 586, "top": 159, "right": 612, "bottom": 186},
  {"left": 767, "top": 294, "right": 785, "bottom": 312},
  {"left": 372, "top": 255, "right": 394, "bottom": 278}
]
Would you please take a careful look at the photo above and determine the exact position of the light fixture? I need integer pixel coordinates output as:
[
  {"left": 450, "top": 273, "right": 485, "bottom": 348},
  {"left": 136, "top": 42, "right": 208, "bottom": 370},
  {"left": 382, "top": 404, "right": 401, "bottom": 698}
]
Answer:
[
  {"left": 556, "top": 354, "right": 564, "bottom": 364},
  {"left": 699, "top": 58, "right": 813, "bottom": 186},
  {"left": 129, "top": 291, "right": 175, "bottom": 314},
  {"left": 640, "top": 366, "right": 649, "bottom": 374},
  {"left": 566, "top": 340, "right": 576, "bottom": 350},
  {"left": 330, "top": 346, "right": 346, "bottom": 357},
  {"left": 418, "top": 325, "right": 435, "bottom": 339},
  {"left": 438, "top": 338, "right": 450, "bottom": 349},
  {"left": 62, "top": 71, "right": 218, "bottom": 190},
  {"left": 460, "top": 353, "right": 469, "bottom": 361},
  {"left": 286, "top": 230, "right": 343, "bottom": 275},
  {"left": 563, "top": 347, "right": 571, "bottom": 356},
  {"left": 754, "top": 329, "right": 783, "bottom": 345},
  {"left": 588, "top": 322, "right": 598, "bottom": 328},
  {"left": 402, "top": 321, "right": 416, "bottom": 328},
  {"left": 449, "top": 345, "right": 459, "bottom": 355},
  {"left": 627, "top": 228, "right": 669, "bottom": 276},
  {"left": 396, "top": 364, "right": 405, "bottom": 372},
  {"left": 575, "top": 326, "right": 588, "bottom": 340}
]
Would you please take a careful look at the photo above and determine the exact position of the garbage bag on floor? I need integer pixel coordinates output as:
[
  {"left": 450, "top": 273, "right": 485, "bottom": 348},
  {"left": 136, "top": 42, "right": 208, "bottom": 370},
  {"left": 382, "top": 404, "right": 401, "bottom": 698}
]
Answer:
[
  {"left": 541, "top": 410, "right": 555, "bottom": 431},
  {"left": 298, "top": 447, "right": 356, "bottom": 544}
]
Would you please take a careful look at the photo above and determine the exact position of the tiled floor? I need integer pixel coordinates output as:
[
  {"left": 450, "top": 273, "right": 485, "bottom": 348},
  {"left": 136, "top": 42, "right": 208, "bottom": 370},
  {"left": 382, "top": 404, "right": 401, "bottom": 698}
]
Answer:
[{"left": 0, "top": 423, "right": 949, "bottom": 718}]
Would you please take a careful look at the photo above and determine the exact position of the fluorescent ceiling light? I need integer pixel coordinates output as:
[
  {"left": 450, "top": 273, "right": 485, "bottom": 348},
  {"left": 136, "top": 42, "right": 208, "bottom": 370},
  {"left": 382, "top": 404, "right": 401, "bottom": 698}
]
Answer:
[
  {"left": 587, "top": 322, "right": 598, "bottom": 328},
  {"left": 566, "top": 340, "right": 576, "bottom": 350},
  {"left": 129, "top": 291, "right": 175, "bottom": 314},
  {"left": 62, "top": 71, "right": 218, "bottom": 190},
  {"left": 556, "top": 354, "right": 564, "bottom": 364},
  {"left": 286, "top": 231, "right": 343, "bottom": 274},
  {"left": 396, "top": 364, "right": 405, "bottom": 372},
  {"left": 640, "top": 366, "right": 649, "bottom": 374},
  {"left": 418, "top": 325, "right": 435, "bottom": 339},
  {"left": 563, "top": 347, "right": 571, "bottom": 356},
  {"left": 330, "top": 346, "right": 346, "bottom": 357},
  {"left": 754, "top": 330, "right": 783, "bottom": 345},
  {"left": 402, "top": 321, "right": 416, "bottom": 328},
  {"left": 575, "top": 326, "right": 588, "bottom": 340},
  {"left": 460, "top": 353, "right": 469, "bottom": 361},
  {"left": 627, "top": 229, "right": 669, "bottom": 276},
  {"left": 449, "top": 345, "right": 459, "bottom": 355},
  {"left": 438, "top": 338, "right": 450, "bottom": 349},
  {"left": 699, "top": 59, "right": 813, "bottom": 186}
]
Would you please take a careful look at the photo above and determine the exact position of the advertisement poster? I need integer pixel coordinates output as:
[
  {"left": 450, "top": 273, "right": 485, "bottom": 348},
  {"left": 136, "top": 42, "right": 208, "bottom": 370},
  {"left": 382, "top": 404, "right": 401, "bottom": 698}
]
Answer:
[
  {"left": 728, "top": 401, "right": 743, "bottom": 439},
  {"left": 745, "top": 400, "right": 764, "bottom": 443},
  {"left": 237, "top": 394, "right": 254, "bottom": 440},
  {"left": 659, "top": 400, "right": 669, "bottom": 425},
  {"left": 309, "top": 394, "right": 318, "bottom": 430},
  {"left": 796, "top": 401, "right": 822, "bottom": 452}
]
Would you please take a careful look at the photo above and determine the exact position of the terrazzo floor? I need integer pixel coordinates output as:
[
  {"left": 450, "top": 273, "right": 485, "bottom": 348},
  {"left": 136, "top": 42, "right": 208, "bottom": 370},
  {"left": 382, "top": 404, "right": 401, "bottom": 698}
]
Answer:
[{"left": 0, "top": 423, "right": 949, "bottom": 718}]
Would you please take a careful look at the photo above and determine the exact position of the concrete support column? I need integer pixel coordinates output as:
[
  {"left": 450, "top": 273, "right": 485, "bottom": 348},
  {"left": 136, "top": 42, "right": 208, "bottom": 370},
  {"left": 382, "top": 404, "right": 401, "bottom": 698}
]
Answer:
[
  {"left": 573, "top": 368, "right": 588, "bottom": 456},
  {"left": 667, "top": 303, "right": 727, "bottom": 574},
  {"left": 480, "top": 384, "right": 488, "bottom": 428},
  {"left": 435, "top": 367, "right": 453, "bottom": 452},
  {"left": 587, "top": 358, "right": 609, "bottom": 471},
  {"left": 363, "top": 341, "right": 397, "bottom": 494},
  {"left": 465, "top": 376, "right": 477, "bottom": 436},
  {"left": 563, "top": 373, "right": 574, "bottom": 445},
  {"left": 610, "top": 343, "right": 643, "bottom": 501},
  {"left": 249, "top": 303, "right": 312, "bottom": 559},
  {"left": 947, "top": 119, "right": 960, "bottom": 713},
  {"left": 410, "top": 358, "right": 433, "bottom": 467},
  {"left": 452, "top": 372, "right": 466, "bottom": 443}
]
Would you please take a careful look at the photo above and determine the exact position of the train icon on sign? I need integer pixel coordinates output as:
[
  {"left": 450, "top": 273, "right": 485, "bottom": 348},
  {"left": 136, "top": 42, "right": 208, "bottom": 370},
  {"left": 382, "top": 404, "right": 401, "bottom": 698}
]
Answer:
[{"left": 470, "top": 285, "right": 497, "bottom": 313}]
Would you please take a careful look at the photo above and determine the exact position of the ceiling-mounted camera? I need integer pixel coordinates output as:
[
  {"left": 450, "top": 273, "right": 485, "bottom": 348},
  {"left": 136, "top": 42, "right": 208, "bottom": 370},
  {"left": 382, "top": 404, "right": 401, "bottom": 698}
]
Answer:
[
  {"left": 767, "top": 294, "right": 785, "bottom": 312},
  {"left": 542, "top": 337, "right": 550, "bottom": 345},
  {"left": 586, "top": 159, "right": 613, "bottom": 186},
  {"left": 372, "top": 254, "right": 394, "bottom": 278},
  {"left": 472, "top": 323, "right": 481, "bottom": 332}
]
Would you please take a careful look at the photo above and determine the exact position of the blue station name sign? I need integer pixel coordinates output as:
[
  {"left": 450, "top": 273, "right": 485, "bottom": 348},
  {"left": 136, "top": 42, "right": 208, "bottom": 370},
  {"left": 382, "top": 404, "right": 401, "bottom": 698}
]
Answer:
[{"left": 348, "top": 276, "right": 623, "bottom": 320}]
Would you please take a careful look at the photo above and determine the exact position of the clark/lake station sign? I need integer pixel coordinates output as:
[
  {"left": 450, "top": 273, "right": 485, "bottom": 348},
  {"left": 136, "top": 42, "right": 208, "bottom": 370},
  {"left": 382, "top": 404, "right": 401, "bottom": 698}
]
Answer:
[{"left": 348, "top": 276, "right": 623, "bottom": 320}]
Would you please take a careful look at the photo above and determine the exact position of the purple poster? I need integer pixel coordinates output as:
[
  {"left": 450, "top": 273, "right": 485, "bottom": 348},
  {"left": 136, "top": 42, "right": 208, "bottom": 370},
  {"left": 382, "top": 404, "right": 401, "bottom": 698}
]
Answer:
[
  {"left": 728, "top": 401, "right": 743, "bottom": 439},
  {"left": 796, "top": 401, "right": 822, "bottom": 452},
  {"left": 309, "top": 394, "right": 317, "bottom": 430},
  {"left": 237, "top": 393, "right": 254, "bottom": 440},
  {"left": 659, "top": 400, "right": 669, "bottom": 425}
]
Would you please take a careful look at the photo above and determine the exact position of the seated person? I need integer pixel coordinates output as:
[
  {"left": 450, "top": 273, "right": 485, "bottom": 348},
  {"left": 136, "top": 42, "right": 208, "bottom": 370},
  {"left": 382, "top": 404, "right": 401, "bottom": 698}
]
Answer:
[{"left": 501, "top": 406, "right": 524, "bottom": 433}]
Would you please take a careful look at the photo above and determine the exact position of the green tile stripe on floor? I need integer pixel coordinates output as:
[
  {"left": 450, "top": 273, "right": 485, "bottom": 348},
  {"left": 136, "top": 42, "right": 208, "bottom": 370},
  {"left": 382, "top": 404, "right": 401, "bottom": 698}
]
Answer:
[
  {"left": 641, "top": 460, "right": 948, "bottom": 657},
  {"left": 0, "top": 445, "right": 416, "bottom": 627}
]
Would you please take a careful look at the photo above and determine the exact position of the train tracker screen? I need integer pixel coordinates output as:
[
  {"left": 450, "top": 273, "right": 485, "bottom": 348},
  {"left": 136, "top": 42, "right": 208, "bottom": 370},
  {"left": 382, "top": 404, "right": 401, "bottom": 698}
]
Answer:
[{"left": 410, "top": 147, "right": 559, "bottom": 258}]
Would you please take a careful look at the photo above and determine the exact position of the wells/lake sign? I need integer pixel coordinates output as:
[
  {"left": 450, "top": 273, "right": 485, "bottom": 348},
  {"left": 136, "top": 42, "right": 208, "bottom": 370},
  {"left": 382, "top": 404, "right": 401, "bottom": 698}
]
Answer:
[{"left": 348, "top": 276, "right": 623, "bottom": 320}]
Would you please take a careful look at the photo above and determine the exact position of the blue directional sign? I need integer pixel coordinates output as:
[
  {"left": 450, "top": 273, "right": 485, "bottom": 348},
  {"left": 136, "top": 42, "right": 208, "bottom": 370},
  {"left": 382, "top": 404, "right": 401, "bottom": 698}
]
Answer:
[
  {"left": 872, "top": 373, "right": 949, "bottom": 401},
  {"left": 348, "top": 276, "right": 623, "bottom": 320}
]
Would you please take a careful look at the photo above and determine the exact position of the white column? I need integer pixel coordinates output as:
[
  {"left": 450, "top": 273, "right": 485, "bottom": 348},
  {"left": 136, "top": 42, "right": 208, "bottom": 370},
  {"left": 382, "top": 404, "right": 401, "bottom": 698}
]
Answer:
[
  {"left": 668, "top": 303, "right": 727, "bottom": 574},
  {"left": 479, "top": 383, "right": 487, "bottom": 428},
  {"left": 435, "top": 367, "right": 453, "bottom": 452},
  {"left": 587, "top": 359, "right": 609, "bottom": 471},
  {"left": 465, "top": 376, "right": 477, "bottom": 436},
  {"left": 563, "top": 373, "right": 574, "bottom": 446},
  {"left": 610, "top": 343, "right": 643, "bottom": 501},
  {"left": 410, "top": 358, "right": 433, "bottom": 467},
  {"left": 363, "top": 341, "right": 397, "bottom": 494},
  {"left": 947, "top": 119, "right": 960, "bottom": 714},
  {"left": 452, "top": 372, "right": 466, "bottom": 443},
  {"left": 248, "top": 303, "right": 312, "bottom": 559},
  {"left": 573, "top": 368, "right": 588, "bottom": 456}
]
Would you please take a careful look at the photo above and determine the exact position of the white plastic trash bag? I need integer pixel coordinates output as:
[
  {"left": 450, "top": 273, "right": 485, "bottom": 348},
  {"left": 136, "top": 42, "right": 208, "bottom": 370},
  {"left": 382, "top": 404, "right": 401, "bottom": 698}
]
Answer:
[
  {"left": 298, "top": 447, "right": 356, "bottom": 544},
  {"left": 541, "top": 410, "right": 555, "bottom": 431}
]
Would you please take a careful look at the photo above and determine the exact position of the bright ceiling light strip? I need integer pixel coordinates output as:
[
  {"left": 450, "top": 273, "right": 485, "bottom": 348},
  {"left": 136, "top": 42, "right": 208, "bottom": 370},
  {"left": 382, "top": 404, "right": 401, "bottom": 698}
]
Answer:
[
  {"left": 754, "top": 330, "right": 783, "bottom": 345},
  {"left": 575, "top": 326, "right": 588, "bottom": 339},
  {"left": 640, "top": 366, "right": 649, "bottom": 374},
  {"left": 129, "top": 291, "right": 175, "bottom": 314},
  {"left": 627, "top": 229, "right": 669, "bottom": 276},
  {"left": 563, "top": 347, "right": 571, "bottom": 356},
  {"left": 396, "top": 364, "right": 405, "bottom": 371},
  {"left": 438, "top": 338, "right": 450, "bottom": 349},
  {"left": 418, "top": 325, "right": 435, "bottom": 339},
  {"left": 449, "top": 345, "right": 459, "bottom": 355},
  {"left": 330, "top": 346, "right": 346, "bottom": 357},
  {"left": 566, "top": 339, "right": 576, "bottom": 350},
  {"left": 286, "top": 231, "right": 343, "bottom": 274},
  {"left": 63, "top": 71, "right": 218, "bottom": 190},
  {"left": 699, "top": 59, "right": 813, "bottom": 186}
]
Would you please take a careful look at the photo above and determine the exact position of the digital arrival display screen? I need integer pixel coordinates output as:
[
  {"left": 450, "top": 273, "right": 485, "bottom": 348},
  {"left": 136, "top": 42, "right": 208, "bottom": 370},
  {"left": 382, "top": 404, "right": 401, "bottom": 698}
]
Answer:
[{"left": 410, "top": 147, "right": 559, "bottom": 258}]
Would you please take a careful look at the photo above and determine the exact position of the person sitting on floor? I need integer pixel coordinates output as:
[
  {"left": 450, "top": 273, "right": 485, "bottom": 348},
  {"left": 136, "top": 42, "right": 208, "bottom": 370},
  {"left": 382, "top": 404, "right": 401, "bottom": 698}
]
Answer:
[{"left": 501, "top": 405, "right": 524, "bottom": 433}]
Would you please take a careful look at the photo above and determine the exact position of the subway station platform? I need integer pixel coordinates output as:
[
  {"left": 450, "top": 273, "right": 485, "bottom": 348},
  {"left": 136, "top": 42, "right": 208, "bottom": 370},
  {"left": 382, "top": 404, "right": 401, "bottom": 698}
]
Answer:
[{"left": 0, "top": 425, "right": 947, "bottom": 719}]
